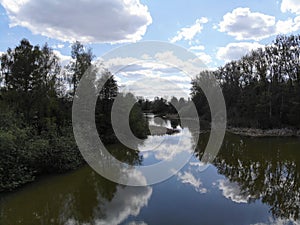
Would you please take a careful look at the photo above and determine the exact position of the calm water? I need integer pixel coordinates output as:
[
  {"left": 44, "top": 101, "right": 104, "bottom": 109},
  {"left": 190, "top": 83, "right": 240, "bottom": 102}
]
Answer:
[{"left": 1, "top": 116, "right": 300, "bottom": 225}]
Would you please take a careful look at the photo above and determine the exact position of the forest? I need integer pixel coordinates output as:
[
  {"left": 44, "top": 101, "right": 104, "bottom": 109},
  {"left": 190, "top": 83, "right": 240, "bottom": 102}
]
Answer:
[
  {"left": 0, "top": 39, "right": 148, "bottom": 191},
  {"left": 192, "top": 35, "right": 300, "bottom": 129}
]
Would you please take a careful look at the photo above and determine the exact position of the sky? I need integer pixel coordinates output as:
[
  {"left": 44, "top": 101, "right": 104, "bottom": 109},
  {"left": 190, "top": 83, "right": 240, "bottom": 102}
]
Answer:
[{"left": 1, "top": 0, "right": 300, "bottom": 98}]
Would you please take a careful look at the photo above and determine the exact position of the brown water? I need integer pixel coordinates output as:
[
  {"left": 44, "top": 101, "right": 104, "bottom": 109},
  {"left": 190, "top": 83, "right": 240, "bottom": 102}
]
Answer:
[{"left": 0, "top": 117, "right": 300, "bottom": 225}]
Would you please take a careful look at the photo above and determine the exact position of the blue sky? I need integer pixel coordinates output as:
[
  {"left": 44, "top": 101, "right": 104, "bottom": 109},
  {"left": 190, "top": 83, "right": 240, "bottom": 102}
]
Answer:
[{"left": 1, "top": 0, "right": 300, "bottom": 98}]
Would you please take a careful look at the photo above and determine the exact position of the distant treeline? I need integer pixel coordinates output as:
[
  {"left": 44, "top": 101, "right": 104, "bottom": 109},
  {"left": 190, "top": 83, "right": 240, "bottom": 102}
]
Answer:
[
  {"left": 0, "top": 39, "right": 148, "bottom": 191},
  {"left": 137, "top": 96, "right": 190, "bottom": 115},
  {"left": 192, "top": 34, "right": 300, "bottom": 129}
]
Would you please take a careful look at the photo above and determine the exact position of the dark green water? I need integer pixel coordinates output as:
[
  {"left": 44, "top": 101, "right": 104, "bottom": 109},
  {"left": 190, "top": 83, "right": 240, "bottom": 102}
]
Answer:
[{"left": 1, "top": 117, "right": 300, "bottom": 225}]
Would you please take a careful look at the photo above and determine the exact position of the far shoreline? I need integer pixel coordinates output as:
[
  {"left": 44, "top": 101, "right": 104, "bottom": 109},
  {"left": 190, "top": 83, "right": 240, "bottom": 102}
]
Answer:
[
  {"left": 152, "top": 113, "right": 300, "bottom": 137},
  {"left": 227, "top": 127, "right": 300, "bottom": 137}
]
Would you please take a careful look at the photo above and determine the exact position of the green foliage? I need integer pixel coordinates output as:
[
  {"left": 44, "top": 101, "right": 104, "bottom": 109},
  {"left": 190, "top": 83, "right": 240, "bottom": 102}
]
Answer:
[
  {"left": 0, "top": 39, "right": 149, "bottom": 192},
  {"left": 25, "top": 129, "right": 83, "bottom": 174},
  {"left": 192, "top": 34, "right": 300, "bottom": 129},
  {"left": 129, "top": 100, "right": 149, "bottom": 139},
  {"left": 0, "top": 105, "right": 83, "bottom": 191},
  {"left": 68, "top": 41, "right": 94, "bottom": 96},
  {"left": 95, "top": 72, "right": 119, "bottom": 144}
]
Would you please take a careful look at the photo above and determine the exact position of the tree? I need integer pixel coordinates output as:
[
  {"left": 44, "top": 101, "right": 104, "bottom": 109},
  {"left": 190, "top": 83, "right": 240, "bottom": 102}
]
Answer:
[
  {"left": 95, "top": 70, "right": 119, "bottom": 143},
  {"left": 69, "top": 41, "right": 94, "bottom": 96},
  {"left": 0, "top": 39, "right": 60, "bottom": 126},
  {"left": 191, "top": 34, "right": 300, "bottom": 129}
]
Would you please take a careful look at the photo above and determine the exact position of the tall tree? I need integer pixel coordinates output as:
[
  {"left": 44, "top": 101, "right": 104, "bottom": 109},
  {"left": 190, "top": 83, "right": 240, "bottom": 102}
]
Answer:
[
  {"left": 69, "top": 41, "right": 93, "bottom": 96},
  {"left": 0, "top": 39, "right": 60, "bottom": 125}
]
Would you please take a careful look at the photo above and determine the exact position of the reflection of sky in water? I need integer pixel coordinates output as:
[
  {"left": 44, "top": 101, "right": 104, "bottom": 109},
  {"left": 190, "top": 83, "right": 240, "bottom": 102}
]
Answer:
[
  {"left": 93, "top": 186, "right": 152, "bottom": 225},
  {"left": 217, "top": 179, "right": 253, "bottom": 203},
  {"left": 138, "top": 128, "right": 193, "bottom": 166},
  {"left": 65, "top": 185, "right": 152, "bottom": 225},
  {"left": 148, "top": 116, "right": 172, "bottom": 129},
  {"left": 139, "top": 115, "right": 193, "bottom": 166},
  {"left": 63, "top": 177, "right": 152, "bottom": 225},
  {"left": 177, "top": 170, "right": 207, "bottom": 194}
]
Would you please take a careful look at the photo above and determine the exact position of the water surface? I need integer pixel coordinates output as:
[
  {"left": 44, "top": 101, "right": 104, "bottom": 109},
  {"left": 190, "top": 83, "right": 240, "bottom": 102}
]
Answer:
[{"left": 1, "top": 116, "right": 300, "bottom": 225}]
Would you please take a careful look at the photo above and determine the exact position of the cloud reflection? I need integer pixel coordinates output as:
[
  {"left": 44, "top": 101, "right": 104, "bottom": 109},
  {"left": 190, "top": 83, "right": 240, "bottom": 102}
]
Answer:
[
  {"left": 138, "top": 128, "right": 193, "bottom": 162},
  {"left": 218, "top": 179, "right": 252, "bottom": 204},
  {"left": 177, "top": 171, "right": 207, "bottom": 194}
]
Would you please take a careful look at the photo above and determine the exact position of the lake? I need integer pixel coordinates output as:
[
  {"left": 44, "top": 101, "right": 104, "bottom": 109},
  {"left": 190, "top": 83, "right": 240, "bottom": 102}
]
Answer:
[{"left": 0, "top": 116, "right": 300, "bottom": 225}]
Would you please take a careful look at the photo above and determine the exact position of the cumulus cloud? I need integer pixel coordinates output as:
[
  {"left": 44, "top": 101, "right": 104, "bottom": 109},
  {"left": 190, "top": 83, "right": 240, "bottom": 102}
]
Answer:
[
  {"left": 276, "top": 16, "right": 300, "bottom": 34},
  {"left": 105, "top": 60, "right": 192, "bottom": 98},
  {"left": 217, "top": 42, "right": 264, "bottom": 62},
  {"left": 154, "top": 51, "right": 206, "bottom": 75},
  {"left": 281, "top": 0, "right": 300, "bottom": 14},
  {"left": 170, "top": 17, "right": 208, "bottom": 43},
  {"left": 219, "top": 8, "right": 276, "bottom": 41},
  {"left": 100, "top": 50, "right": 206, "bottom": 98},
  {"left": 194, "top": 52, "right": 212, "bottom": 64},
  {"left": 0, "top": 0, "right": 152, "bottom": 43},
  {"left": 188, "top": 45, "right": 212, "bottom": 65}
]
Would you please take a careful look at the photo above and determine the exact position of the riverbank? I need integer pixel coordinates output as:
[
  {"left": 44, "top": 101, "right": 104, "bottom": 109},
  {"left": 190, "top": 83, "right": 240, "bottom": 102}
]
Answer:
[
  {"left": 227, "top": 127, "right": 300, "bottom": 137},
  {"left": 154, "top": 114, "right": 300, "bottom": 137}
]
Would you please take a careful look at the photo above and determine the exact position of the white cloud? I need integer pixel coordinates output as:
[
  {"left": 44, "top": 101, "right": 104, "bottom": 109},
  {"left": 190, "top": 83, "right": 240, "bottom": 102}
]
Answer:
[
  {"left": 53, "top": 50, "right": 72, "bottom": 66},
  {"left": 194, "top": 52, "right": 212, "bottom": 64},
  {"left": 154, "top": 51, "right": 206, "bottom": 75},
  {"left": 188, "top": 45, "right": 212, "bottom": 65},
  {"left": 276, "top": 16, "right": 300, "bottom": 34},
  {"left": 52, "top": 44, "right": 65, "bottom": 49},
  {"left": 189, "top": 45, "right": 205, "bottom": 51},
  {"left": 219, "top": 8, "right": 276, "bottom": 41},
  {"left": 0, "top": 0, "right": 152, "bottom": 43},
  {"left": 281, "top": 0, "right": 300, "bottom": 14},
  {"left": 218, "top": 179, "right": 252, "bottom": 203},
  {"left": 170, "top": 17, "right": 208, "bottom": 43},
  {"left": 217, "top": 42, "right": 264, "bottom": 62},
  {"left": 98, "top": 50, "right": 206, "bottom": 98},
  {"left": 123, "top": 77, "right": 192, "bottom": 99},
  {"left": 219, "top": 7, "right": 300, "bottom": 41},
  {"left": 177, "top": 171, "right": 207, "bottom": 193}
]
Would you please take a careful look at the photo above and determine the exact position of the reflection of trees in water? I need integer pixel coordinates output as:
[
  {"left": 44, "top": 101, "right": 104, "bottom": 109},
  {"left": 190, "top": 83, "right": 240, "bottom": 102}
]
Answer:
[
  {"left": 0, "top": 144, "right": 149, "bottom": 225},
  {"left": 0, "top": 167, "right": 118, "bottom": 224},
  {"left": 58, "top": 170, "right": 151, "bottom": 225},
  {"left": 195, "top": 133, "right": 300, "bottom": 220},
  {"left": 107, "top": 143, "right": 143, "bottom": 165}
]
